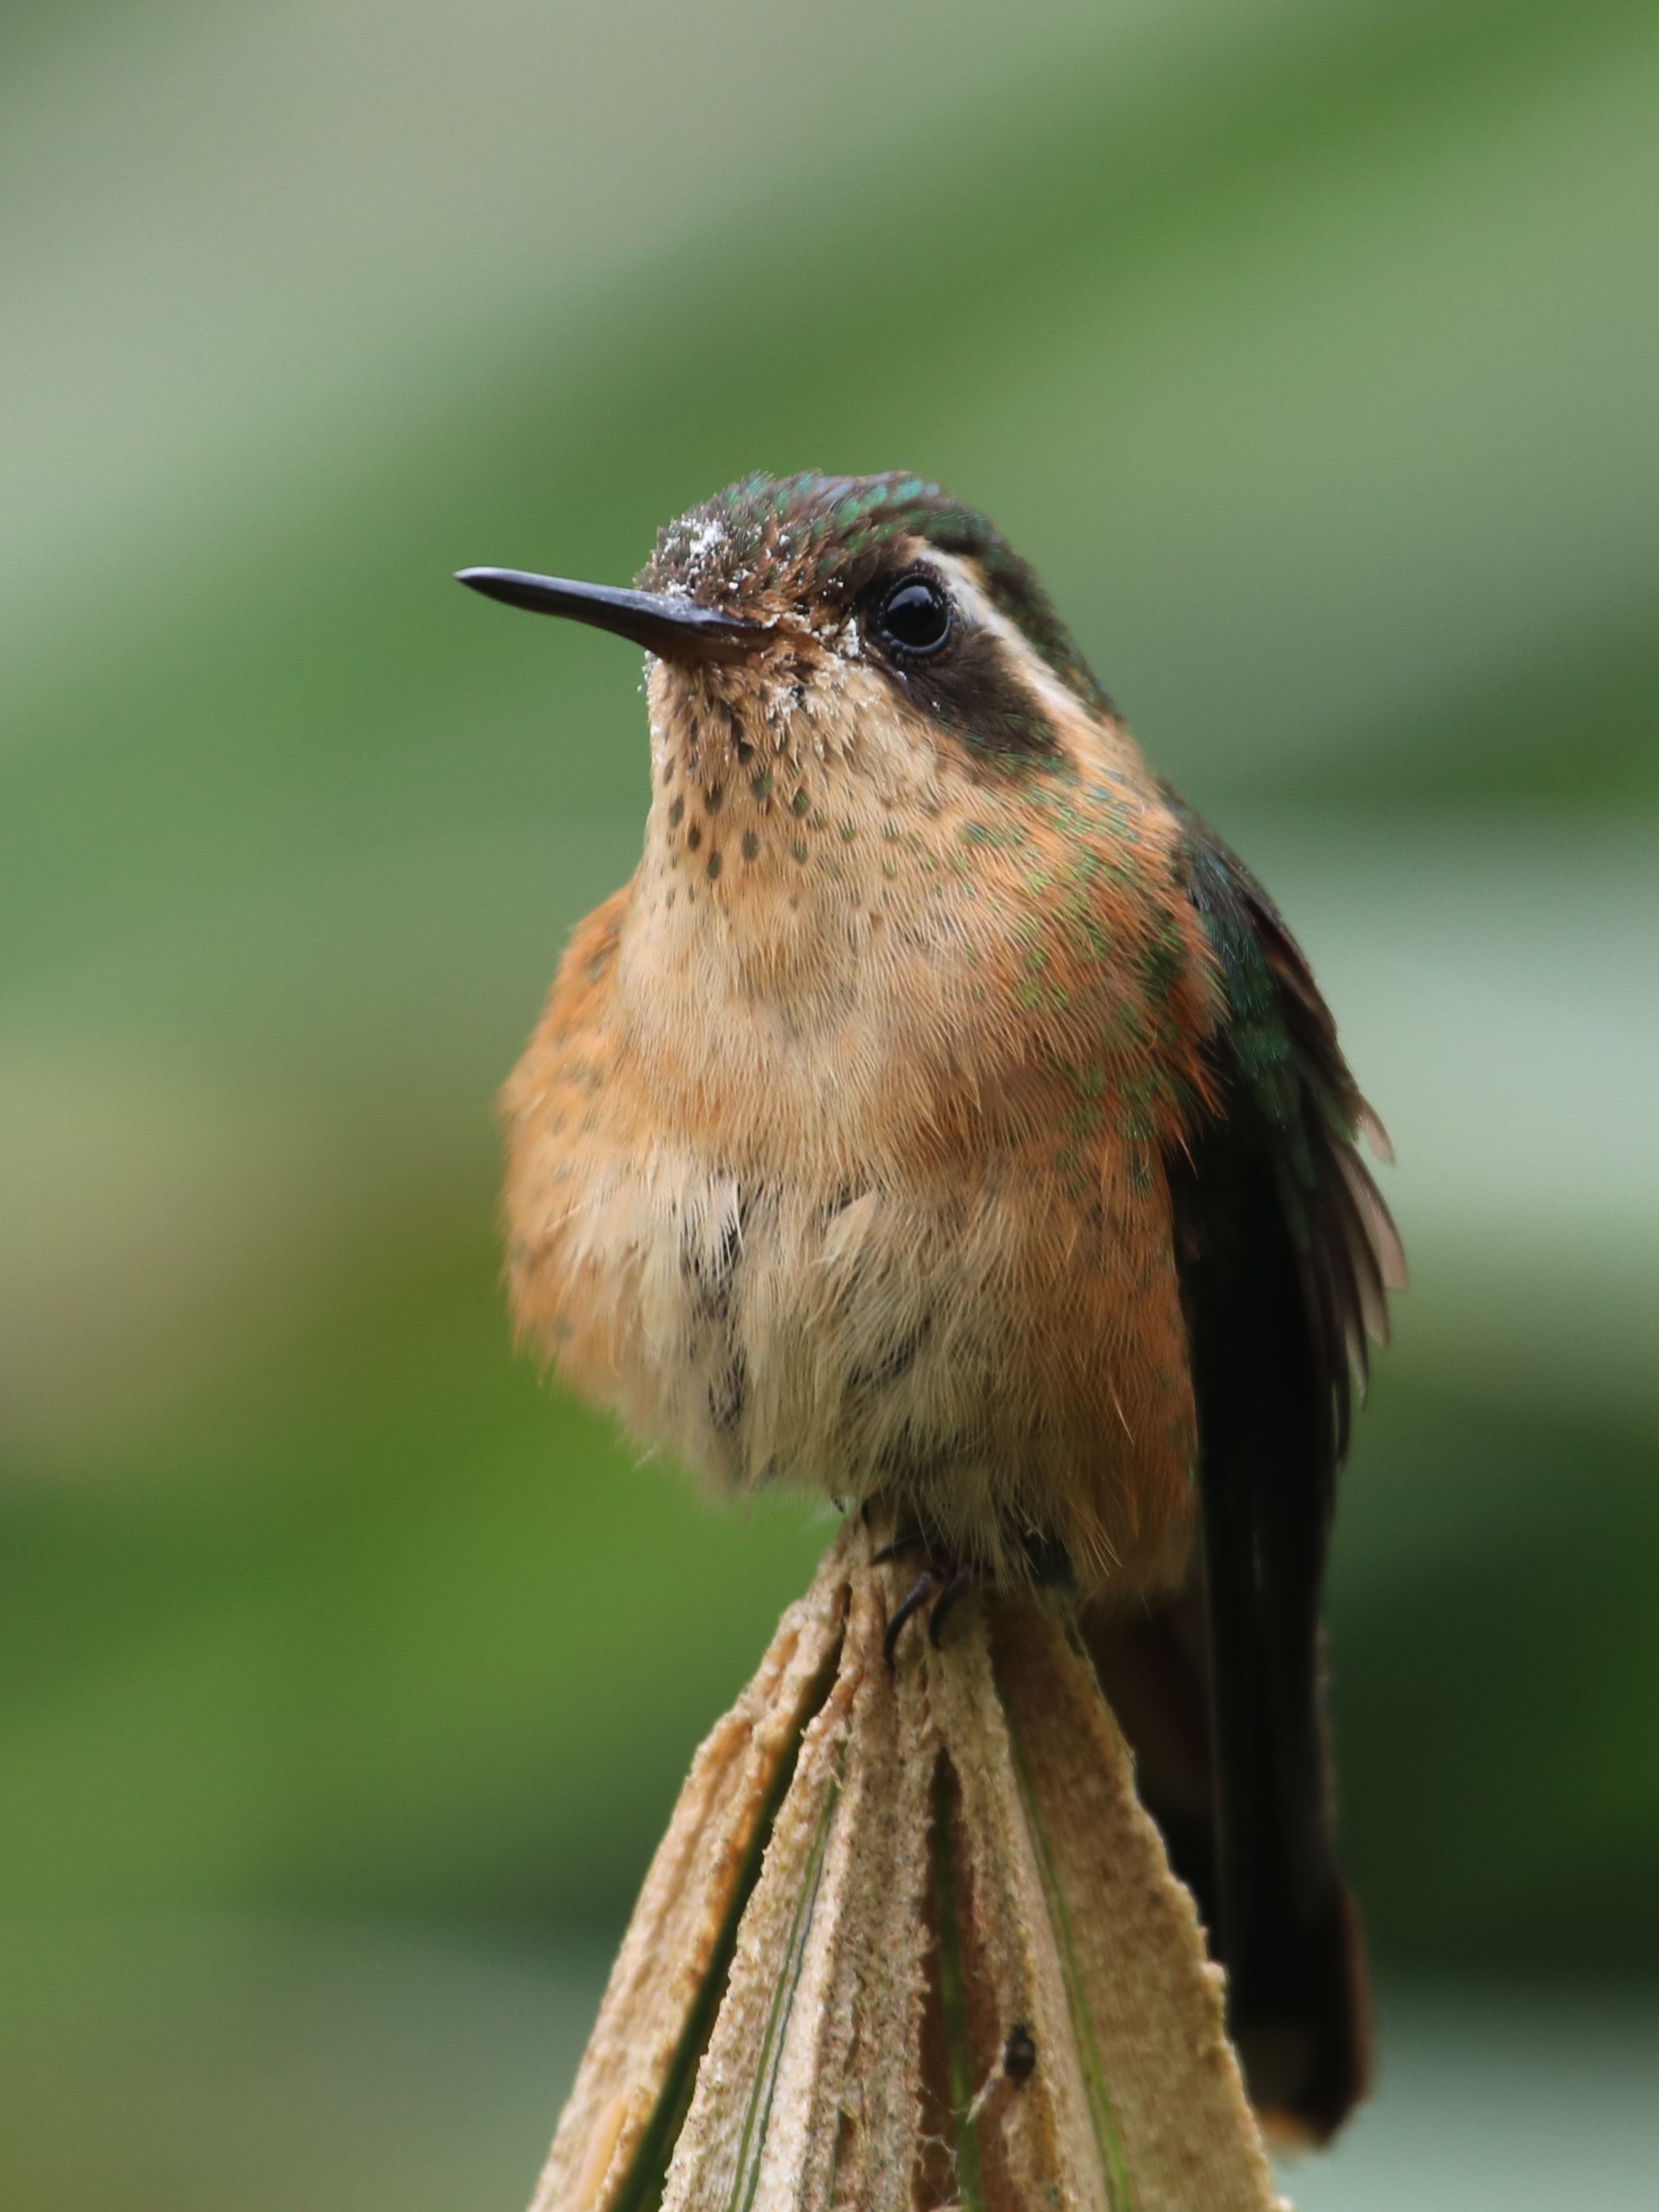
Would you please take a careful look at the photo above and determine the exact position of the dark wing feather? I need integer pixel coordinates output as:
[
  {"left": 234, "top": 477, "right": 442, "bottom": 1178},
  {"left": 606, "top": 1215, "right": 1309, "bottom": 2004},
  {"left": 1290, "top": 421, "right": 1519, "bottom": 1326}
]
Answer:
[{"left": 1093, "top": 810, "right": 1402, "bottom": 2143}]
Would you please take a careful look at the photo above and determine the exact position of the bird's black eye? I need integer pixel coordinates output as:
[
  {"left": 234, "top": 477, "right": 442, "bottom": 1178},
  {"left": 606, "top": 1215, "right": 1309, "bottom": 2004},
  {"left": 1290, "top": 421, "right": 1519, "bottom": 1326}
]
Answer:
[{"left": 872, "top": 570, "right": 953, "bottom": 658}]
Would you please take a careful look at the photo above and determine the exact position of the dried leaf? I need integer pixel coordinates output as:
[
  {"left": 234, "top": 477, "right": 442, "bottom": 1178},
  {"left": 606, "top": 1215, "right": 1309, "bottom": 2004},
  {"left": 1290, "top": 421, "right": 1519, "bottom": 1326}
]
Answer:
[
  {"left": 527, "top": 1524, "right": 1283, "bottom": 2212},
  {"left": 527, "top": 1549, "right": 847, "bottom": 2212}
]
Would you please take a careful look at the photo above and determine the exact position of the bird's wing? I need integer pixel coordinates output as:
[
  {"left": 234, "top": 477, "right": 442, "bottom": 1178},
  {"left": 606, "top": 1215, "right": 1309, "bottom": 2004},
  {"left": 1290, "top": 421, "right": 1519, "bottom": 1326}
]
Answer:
[{"left": 1091, "top": 807, "right": 1403, "bottom": 2143}]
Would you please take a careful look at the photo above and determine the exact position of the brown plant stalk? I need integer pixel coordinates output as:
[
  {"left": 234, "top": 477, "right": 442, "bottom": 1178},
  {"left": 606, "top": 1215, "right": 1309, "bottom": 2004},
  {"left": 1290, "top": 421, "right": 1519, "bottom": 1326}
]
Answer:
[{"left": 527, "top": 1520, "right": 1283, "bottom": 2212}]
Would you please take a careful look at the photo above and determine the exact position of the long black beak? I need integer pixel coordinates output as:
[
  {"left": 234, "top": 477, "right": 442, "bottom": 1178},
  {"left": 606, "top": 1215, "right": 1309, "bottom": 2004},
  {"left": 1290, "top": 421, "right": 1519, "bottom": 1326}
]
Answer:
[{"left": 455, "top": 568, "right": 772, "bottom": 663}]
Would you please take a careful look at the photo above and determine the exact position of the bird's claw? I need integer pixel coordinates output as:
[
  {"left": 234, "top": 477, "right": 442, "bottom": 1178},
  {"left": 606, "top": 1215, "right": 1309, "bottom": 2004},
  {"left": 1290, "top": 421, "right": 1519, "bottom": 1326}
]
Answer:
[{"left": 880, "top": 1555, "right": 982, "bottom": 1665}]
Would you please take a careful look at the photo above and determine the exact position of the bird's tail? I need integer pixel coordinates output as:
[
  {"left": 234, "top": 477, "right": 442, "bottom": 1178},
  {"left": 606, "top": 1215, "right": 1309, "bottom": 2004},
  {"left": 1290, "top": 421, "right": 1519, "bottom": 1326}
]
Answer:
[{"left": 1080, "top": 1592, "right": 1372, "bottom": 2144}]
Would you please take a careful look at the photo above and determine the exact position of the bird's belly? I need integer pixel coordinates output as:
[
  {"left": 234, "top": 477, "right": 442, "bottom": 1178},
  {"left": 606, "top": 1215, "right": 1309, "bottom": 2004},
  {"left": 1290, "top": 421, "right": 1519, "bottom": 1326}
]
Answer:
[{"left": 513, "top": 1135, "right": 1197, "bottom": 1597}]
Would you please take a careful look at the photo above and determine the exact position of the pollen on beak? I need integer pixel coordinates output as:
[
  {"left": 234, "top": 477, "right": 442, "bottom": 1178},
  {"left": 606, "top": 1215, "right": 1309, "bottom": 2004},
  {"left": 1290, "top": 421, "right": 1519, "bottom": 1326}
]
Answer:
[{"left": 455, "top": 568, "right": 774, "bottom": 664}]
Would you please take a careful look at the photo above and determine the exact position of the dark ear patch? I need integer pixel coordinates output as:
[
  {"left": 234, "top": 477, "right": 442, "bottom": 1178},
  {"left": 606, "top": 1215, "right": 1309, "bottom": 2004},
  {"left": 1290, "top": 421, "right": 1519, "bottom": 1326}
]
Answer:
[{"left": 887, "top": 627, "right": 1062, "bottom": 764}]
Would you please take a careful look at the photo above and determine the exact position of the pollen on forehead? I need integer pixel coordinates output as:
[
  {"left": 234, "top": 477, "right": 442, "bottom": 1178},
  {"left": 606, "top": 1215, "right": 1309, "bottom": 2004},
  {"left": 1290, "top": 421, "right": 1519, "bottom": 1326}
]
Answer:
[
  {"left": 641, "top": 474, "right": 783, "bottom": 600},
  {"left": 658, "top": 510, "right": 736, "bottom": 596},
  {"left": 640, "top": 471, "right": 1109, "bottom": 709},
  {"left": 641, "top": 471, "right": 945, "bottom": 608}
]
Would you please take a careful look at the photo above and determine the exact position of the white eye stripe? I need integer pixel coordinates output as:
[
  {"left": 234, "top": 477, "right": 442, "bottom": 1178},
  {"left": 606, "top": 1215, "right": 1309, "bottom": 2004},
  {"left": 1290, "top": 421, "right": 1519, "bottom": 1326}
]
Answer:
[{"left": 925, "top": 550, "right": 1095, "bottom": 731}]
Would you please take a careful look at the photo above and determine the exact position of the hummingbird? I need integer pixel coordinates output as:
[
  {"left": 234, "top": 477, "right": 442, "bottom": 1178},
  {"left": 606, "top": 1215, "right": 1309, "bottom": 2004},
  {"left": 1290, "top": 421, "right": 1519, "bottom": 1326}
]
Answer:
[{"left": 458, "top": 470, "right": 1403, "bottom": 2144}]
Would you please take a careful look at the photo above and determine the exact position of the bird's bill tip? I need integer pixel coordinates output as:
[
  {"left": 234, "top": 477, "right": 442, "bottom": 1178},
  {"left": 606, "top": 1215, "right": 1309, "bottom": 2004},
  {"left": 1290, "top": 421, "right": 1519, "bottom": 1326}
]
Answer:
[{"left": 454, "top": 566, "right": 771, "bottom": 662}]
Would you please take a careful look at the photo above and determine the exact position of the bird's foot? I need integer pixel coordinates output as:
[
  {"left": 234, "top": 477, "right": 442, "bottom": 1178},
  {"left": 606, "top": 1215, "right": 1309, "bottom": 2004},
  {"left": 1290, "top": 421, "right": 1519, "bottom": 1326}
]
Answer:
[
  {"left": 880, "top": 1550, "right": 983, "bottom": 1665},
  {"left": 863, "top": 1504, "right": 1073, "bottom": 1664}
]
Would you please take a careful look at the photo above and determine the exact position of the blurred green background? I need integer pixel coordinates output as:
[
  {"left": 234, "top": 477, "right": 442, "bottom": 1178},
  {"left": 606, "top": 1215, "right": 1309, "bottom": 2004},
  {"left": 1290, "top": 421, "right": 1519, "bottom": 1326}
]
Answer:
[{"left": 3, "top": 0, "right": 1657, "bottom": 2204}]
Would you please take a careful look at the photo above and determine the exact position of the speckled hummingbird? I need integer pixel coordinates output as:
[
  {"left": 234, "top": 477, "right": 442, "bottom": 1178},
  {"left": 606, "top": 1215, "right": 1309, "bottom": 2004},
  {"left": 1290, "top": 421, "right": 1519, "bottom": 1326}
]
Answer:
[{"left": 458, "top": 470, "right": 1403, "bottom": 2144}]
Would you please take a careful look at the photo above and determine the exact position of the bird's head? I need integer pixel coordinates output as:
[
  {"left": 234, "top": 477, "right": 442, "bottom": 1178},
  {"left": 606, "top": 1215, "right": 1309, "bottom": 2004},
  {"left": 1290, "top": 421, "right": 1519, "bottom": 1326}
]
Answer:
[
  {"left": 467, "top": 474, "right": 1208, "bottom": 1136},
  {"left": 459, "top": 472, "right": 1172, "bottom": 1026},
  {"left": 461, "top": 469, "right": 1117, "bottom": 809}
]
